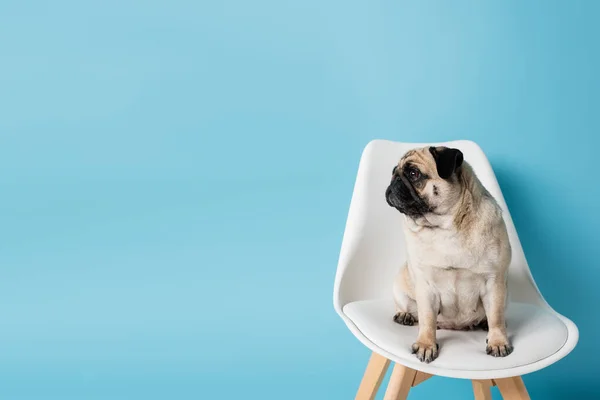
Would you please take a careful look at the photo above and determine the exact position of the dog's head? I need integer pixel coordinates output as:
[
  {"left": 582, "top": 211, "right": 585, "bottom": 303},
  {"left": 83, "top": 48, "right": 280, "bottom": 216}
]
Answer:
[{"left": 385, "top": 146, "right": 464, "bottom": 219}]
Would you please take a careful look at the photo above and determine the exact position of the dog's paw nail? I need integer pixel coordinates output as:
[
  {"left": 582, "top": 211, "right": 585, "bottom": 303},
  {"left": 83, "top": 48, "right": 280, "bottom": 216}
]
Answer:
[
  {"left": 485, "top": 340, "right": 513, "bottom": 358},
  {"left": 411, "top": 342, "right": 439, "bottom": 363}
]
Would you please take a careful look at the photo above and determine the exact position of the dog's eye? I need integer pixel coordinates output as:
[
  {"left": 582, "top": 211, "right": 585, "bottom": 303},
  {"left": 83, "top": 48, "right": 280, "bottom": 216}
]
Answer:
[{"left": 408, "top": 168, "right": 421, "bottom": 181}]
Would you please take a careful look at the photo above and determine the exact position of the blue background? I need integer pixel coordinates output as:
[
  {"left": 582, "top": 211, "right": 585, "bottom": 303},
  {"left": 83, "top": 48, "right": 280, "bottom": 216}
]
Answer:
[{"left": 0, "top": 1, "right": 597, "bottom": 399}]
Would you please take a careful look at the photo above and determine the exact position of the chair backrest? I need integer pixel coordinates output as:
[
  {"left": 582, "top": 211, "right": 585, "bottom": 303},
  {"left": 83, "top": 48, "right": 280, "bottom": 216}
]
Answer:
[{"left": 334, "top": 140, "right": 546, "bottom": 312}]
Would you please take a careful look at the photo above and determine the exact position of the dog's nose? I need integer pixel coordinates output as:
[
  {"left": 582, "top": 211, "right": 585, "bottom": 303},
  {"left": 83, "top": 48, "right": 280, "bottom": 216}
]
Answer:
[{"left": 386, "top": 187, "right": 392, "bottom": 198}]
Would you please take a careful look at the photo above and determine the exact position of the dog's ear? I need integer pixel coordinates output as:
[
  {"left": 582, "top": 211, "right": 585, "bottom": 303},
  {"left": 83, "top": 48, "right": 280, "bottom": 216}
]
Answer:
[
  {"left": 429, "top": 147, "right": 463, "bottom": 179},
  {"left": 392, "top": 165, "right": 398, "bottom": 175}
]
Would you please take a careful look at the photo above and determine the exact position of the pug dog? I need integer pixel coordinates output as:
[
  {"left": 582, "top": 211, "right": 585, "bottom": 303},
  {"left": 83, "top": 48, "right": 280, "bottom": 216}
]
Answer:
[{"left": 385, "top": 146, "right": 512, "bottom": 363}]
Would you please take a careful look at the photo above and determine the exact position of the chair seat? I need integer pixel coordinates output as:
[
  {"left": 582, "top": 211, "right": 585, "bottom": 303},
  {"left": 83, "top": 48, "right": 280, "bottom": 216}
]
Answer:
[{"left": 343, "top": 299, "right": 568, "bottom": 376}]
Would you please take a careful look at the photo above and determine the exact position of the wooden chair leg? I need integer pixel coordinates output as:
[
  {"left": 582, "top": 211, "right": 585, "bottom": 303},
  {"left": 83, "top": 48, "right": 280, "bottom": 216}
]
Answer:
[
  {"left": 382, "top": 363, "right": 417, "bottom": 400},
  {"left": 494, "top": 376, "right": 531, "bottom": 400},
  {"left": 355, "top": 352, "right": 391, "bottom": 400},
  {"left": 472, "top": 379, "right": 494, "bottom": 400}
]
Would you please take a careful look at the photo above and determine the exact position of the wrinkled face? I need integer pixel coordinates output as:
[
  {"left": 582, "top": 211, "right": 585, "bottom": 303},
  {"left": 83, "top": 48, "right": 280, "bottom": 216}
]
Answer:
[{"left": 385, "top": 146, "right": 464, "bottom": 219}]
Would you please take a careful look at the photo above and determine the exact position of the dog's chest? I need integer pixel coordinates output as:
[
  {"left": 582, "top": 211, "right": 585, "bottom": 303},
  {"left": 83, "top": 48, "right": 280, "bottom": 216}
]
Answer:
[{"left": 405, "top": 226, "right": 474, "bottom": 269}]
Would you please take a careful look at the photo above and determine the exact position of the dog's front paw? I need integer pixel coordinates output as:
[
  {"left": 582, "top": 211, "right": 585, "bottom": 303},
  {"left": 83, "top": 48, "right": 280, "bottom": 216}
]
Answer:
[
  {"left": 393, "top": 312, "right": 416, "bottom": 326},
  {"left": 411, "top": 341, "right": 439, "bottom": 363},
  {"left": 486, "top": 336, "right": 513, "bottom": 357}
]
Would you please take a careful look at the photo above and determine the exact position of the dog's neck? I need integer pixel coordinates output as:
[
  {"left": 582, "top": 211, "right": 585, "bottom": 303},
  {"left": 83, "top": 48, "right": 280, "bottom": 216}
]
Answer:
[
  {"left": 406, "top": 213, "right": 455, "bottom": 231},
  {"left": 452, "top": 163, "right": 489, "bottom": 231}
]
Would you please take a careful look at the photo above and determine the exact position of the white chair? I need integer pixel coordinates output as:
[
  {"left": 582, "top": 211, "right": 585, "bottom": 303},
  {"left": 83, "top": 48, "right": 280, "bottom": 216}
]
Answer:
[{"left": 333, "top": 140, "right": 579, "bottom": 400}]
